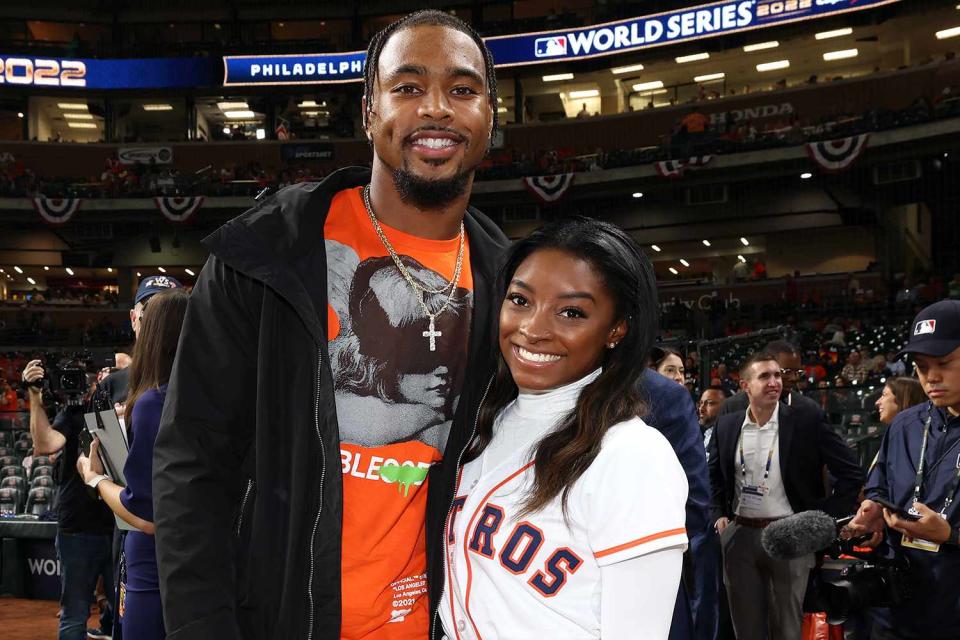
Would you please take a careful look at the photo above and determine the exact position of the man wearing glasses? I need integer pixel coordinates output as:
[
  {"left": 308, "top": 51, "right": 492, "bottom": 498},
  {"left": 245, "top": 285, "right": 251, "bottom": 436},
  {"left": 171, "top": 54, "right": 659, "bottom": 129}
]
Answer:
[{"left": 720, "top": 340, "right": 820, "bottom": 415}]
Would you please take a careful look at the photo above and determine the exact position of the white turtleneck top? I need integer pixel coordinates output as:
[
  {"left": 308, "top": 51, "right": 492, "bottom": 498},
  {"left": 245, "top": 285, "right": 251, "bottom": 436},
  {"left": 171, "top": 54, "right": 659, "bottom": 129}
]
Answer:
[{"left": 439, "top": 370, "right": 688, "bottom": 639}]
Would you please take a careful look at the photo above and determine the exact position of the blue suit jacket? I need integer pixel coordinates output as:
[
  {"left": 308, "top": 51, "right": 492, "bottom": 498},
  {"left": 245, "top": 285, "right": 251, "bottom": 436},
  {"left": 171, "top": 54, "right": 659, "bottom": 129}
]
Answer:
[{"left": 640, "top": 369, "right": 716, "bottom": 640}]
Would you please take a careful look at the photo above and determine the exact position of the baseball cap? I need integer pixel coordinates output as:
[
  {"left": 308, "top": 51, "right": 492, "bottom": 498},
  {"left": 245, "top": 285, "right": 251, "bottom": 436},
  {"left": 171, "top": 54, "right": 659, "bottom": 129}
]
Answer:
[
  {"left": 135, "top": 274, "right": 183, "bottom": 305},
  {"left": 898, "top": 300, "right": 960, "bottom": 357}
]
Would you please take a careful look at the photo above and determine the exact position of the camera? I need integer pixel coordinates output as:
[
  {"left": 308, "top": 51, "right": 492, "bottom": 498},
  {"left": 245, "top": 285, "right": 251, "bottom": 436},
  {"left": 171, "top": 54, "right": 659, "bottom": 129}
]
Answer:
[
  {"left": 27, "top": 353, "right": 93, "bottom": 401},
  {"left": 807, "top": 533, "right": 915, "bottom": 624}
]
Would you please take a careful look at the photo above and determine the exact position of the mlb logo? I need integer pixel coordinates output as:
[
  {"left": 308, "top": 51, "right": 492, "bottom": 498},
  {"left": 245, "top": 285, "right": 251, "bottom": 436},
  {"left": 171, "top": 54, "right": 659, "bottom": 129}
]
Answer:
[
  {"left": 535, "top": 36, "right": 567, "bottom": 58},
  {"left": 915, "top": 319, "right": 937, "bottom": 336}
]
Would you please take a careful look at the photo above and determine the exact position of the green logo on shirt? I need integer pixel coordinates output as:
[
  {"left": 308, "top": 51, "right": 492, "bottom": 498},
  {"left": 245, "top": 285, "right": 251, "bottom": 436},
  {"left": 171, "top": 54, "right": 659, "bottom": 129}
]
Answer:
[{"left": 380, "top": 464, "right": 429, "bottom": 497}]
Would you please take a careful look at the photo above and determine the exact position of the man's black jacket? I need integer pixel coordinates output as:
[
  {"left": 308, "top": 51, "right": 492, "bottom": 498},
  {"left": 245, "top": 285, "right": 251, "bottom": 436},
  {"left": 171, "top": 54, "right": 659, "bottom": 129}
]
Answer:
[
  {"left": 707, "top": 401, "right": 863, "bottom": 524},
  {"left": 152, "top": 167, "right": 509, "bottom": 640}
]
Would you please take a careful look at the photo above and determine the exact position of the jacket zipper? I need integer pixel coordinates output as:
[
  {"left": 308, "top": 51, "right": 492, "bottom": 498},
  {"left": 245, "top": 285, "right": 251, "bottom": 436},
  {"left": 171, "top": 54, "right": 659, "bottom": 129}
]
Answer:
[
  {"left": 307, "top": 345, "right": 326, "bottom": 640},
  {"left": 430, "top": 375, "right": 494, "bottom": 640},
  {"left": 236, "top": 478, "right": 254, "bottom": 537}
]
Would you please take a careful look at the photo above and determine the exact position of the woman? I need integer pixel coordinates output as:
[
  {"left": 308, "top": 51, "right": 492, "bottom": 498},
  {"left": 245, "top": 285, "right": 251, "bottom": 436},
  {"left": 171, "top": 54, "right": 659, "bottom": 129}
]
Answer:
[
  {"left": 78, "top": 288, "right": 188, "bottom": 640},
  {"left": 650, "top": 346, "right": 685, "bottom": 385},
  {"left": 439, "top": 217, "right": 688, "bottom": 639},
  {"left": 875, "top": 376, "right": 925, "bottom": 424}
]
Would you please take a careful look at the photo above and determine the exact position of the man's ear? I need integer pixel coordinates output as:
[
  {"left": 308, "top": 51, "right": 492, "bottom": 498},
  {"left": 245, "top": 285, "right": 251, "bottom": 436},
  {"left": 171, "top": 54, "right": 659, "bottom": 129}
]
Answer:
[{"left": 361, "top": 95, "right": 372, "bottom": 140}]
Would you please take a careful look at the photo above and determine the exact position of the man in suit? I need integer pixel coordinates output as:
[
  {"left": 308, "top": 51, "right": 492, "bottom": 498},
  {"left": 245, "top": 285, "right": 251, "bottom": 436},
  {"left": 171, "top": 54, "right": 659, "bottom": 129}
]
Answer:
[
  {"left": 720, "top": 340, "right": 820, "bottom": 415},
  {"left": 708, "top": 352, "right": 862, "bottom": 640}
]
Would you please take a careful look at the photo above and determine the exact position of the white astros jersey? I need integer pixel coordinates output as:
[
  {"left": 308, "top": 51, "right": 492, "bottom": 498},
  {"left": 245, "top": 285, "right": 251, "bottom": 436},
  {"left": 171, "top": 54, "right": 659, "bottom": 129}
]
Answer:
[{"left": 438, "top": 417, "right": 689, "bottom": 640}]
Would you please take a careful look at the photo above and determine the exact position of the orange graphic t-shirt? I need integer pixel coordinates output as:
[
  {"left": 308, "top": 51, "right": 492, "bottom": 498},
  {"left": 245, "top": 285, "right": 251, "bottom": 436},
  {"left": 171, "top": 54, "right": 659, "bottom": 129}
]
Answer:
[{"left": 324, "top": 187, "right": 473, "bottom": 640}]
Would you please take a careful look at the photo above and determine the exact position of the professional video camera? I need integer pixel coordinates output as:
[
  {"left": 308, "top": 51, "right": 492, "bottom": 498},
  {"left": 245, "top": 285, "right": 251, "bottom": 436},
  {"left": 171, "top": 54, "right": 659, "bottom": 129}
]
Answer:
[
  {"left": 762, "top": 511, "right": 914, "bottom": 624},
  {"left": 26, "top": 352, "right": 94, "bottom": 402}
]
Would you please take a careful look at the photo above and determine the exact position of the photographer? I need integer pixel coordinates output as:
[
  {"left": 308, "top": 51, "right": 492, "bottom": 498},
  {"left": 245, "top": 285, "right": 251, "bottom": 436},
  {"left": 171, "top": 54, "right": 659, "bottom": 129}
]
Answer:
[
  {"left": 849, "top": 300, "right": 960, "bottom": 639},
  {"left": 22, "top": 356, "right": 114, "bottom": 640}
]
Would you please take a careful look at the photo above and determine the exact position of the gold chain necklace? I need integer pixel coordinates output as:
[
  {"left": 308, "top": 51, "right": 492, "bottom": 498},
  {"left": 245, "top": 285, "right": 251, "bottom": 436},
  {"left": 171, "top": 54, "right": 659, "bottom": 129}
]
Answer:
[{"left": 361, "top": 184, "right": 465, "bottom": 352}]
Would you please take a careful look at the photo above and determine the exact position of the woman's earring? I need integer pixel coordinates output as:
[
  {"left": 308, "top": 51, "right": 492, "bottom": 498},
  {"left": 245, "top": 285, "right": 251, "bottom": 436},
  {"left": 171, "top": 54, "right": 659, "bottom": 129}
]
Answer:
[{"left": 607, "top": 342, "right": 617, "bottom": 349}]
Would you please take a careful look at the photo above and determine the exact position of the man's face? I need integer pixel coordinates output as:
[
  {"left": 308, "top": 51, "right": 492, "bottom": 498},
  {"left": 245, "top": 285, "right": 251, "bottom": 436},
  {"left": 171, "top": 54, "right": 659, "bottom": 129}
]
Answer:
[
  {"left": 129, "top": 301, "right": 145, "bottom": 340},
  {"left": 741, "top": 359, "right": 783, "bottom": 412},
  {"left": 914, "top": 346, "right": 960, "bottom": 412},
  {"left": 849, "top": 351, "right": 861, "bottom": 365},
  {"left": 776, "top": 351, "right": 802, "bottom": 393},
  {"left": 365, "top": 24, "right": 493, "bottom": 205},
  {"left": 698, "top": 389, "right": 725, "bottom": 426}
]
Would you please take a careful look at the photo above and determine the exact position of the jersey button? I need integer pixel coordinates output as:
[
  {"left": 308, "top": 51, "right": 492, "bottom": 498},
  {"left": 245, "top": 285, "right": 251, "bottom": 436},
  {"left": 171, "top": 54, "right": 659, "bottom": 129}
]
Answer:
[{"left": 457, "top": 619, "right": 466, "bottom": 632}]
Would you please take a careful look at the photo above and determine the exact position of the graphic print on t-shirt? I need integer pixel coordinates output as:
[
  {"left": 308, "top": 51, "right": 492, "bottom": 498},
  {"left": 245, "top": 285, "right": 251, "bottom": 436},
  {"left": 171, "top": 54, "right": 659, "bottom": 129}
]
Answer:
[{"left": 324, "top": 187, "right": 473, "bottom": 640}]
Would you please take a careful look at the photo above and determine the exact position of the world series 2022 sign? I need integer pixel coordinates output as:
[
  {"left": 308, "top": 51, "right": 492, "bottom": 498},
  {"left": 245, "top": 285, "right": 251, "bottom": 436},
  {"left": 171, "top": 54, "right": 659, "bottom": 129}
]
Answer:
[{"left": 222, "top": 0, "right": 899, "bottom": 86}]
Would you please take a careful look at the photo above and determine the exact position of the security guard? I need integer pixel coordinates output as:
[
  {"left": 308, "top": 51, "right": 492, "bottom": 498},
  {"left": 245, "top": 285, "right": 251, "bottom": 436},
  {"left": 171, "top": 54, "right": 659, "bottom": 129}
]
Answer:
[{"left": 850, "top": 299, "right": 960, "bottom": 640}]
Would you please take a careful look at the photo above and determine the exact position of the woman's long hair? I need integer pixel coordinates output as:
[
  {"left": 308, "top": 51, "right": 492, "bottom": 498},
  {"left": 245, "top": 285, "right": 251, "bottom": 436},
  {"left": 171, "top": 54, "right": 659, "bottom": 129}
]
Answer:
[
  {"left": 885, "top": 376, "right": 925, "bottom": 415},
  {"left": 124, "top": 288, "right": 189, "bottom": 425},
  {"left": 466, "top": 215, "right": 659, "bottom": 515},
  {"left": 649, "top": 345, "right": 682, "bottom": 370}
]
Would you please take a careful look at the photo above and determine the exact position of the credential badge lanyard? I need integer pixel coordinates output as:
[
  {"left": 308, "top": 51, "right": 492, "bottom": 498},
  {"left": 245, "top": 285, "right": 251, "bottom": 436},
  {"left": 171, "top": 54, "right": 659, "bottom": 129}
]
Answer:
[{"left": 911, "top": 411, "right": 960, "bottom": 515}]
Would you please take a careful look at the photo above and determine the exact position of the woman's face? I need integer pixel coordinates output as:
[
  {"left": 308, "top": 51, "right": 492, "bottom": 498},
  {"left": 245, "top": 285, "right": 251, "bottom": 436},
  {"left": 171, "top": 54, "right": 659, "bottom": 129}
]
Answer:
[
  {"left": 499, "top": 248, "right": 625, "bottom": 393},
  {"left": 876, "top": 384, "right": 900, "bottom": 424},
  {"left": 657, "top": 354, "right": 685, "bottom": 386}
]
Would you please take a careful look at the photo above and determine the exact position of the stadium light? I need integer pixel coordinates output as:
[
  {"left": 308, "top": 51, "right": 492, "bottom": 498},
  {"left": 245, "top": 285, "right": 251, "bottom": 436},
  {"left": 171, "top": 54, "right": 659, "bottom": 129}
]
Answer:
[
  {"left": 756, "top": 60, "right": 790, "bottom": 72},
  {"left": 27, "top": 277, "right": 36, "bottom": 285},
  {"left": 937, "top": 26, "right": 960, "bottom": 39},
  {"left": 222, "top": 127, "right": 231, "bottom": 135},
  {"left": 815, "top": 28, "right": 853, "bottom": 40},
  {"left": 676, "top": 53, "right": 709, "bottom": 64},
  {"left": 43, "top": 266, "right": 49, "bottom": 271},
  {"left": 823, "top": 49, "right": 858, "bottom": 61},
  {"left": 143, "top": 104, "right": 174, "bottom": 111},
  {"left": 68, "top": 122, "right": 98, "bottom": 129},
  {"left": 107, "top": 267, "right": 113, "bottom": 272},
  {"left": 679, "top": 259, "right": 690, "bottom": 267},
  {"left": 63, "top": 113, "right": 94, "bottom": 120},
  {"left": 668, "top": 267, "right": 679, "bottom": 275},
  {"left": 17, "top": 112, "right": 23, "bottom": 118},
  {"left": 57, "top": 103, "right": 87, "bottom": 110},
  {"left": 136, "top": 272, "right": 142, "bottom": 277},
  {"left": 651, "top": 244, "right": 661, "bottom": 252},
  {"left": 737, "top": 255, "right": 747, "bottom": 263},
  {"left": 801, "top": 172, "right": 813, "bottom": 179},
  {"left": 157, "top": 267, "right": 166, "bottom": 273},
  {"left": 217, "top": 101, "right": 249, "bottom": 110},
  {"left": 543, "top": 73, "right": 574, "bottom": 82},
  {"left": 633, "top": 80, "right": 664, "bottom": 92},
  {"left": 185, "top": 268, "right": 196, "bottom": 276},
  {"left": 694, "top": 72, "right": 725, "bottom": 83},
  {"left": 702, "top": 240, "right": 711, "bottom": 247},
  {"left": 256, "top": 128, "right": 266, "bottom": 140},
  {"left": 569, "top": 89, "right": 599, "bottom": 99},
  {"left": 743, "top": 41, "right": 779, "bottom": 52},
  {"left": 740, "top": 237, "right": 750, "bottom": 246},
  {"left": 13, "top": 266, "right": 22, "bottom": 274},
  {"left": 632, "top": 192, "right": 643, "bottom": 198},
  {"left": 611, "top": 63, "right": 644, "bottom": 74},
  {"left": 297, "top": 100, "right": 319, "bottom": 108},
  {"left": 66, "top": 267, "right": 75, "bottom": 276},
  {"left": 224, "top": 110, "right": 256, "bottom": 119}
]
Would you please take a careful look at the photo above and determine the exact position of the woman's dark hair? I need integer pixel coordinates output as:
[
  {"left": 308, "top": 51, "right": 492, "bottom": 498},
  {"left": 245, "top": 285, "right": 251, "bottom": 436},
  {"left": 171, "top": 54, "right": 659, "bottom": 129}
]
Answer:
[
  {"left": 466, "top": 215, "right": 659, "bottom": 516},
  {"left": 124, "top": 289, "right": 189, "bottom": 426},
  {"left": 363, "top": 10, "right": 499, "bottom": 134},
  {"left": 885, "top": 377, "right": 925, "bottom": 415},
  {"left": 650, "top": 345, "right": 682, "bottom": 370}
]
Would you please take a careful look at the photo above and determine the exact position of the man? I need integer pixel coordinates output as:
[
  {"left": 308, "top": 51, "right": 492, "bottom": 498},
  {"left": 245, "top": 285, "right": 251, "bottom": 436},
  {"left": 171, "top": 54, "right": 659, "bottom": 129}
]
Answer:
[
  {"left": 698, "top": 386, "right": 727, "bottom": 461},
  {"left": 842, "top": 350, "right": 869, "bottom": 384},
  {"left": 849, "top": 300, "right": 960, "bottom": 639},
  {"left": 708, "top": 353, "right": 862, "bottom": 640},
  {"left": 21, "top": 357, "right": 115, "bottom": 640},
  {"left": 152, "top": 12, "right": 508, "bottom": 640},
  {"left": 721, "top": 340, "right": 820, "bottom": 415}
]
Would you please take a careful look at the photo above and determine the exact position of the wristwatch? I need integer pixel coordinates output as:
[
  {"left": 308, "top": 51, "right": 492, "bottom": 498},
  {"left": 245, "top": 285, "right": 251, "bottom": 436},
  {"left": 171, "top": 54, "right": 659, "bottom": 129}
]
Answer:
[{"left": 86, "top": 474, "right": 109, "bottom": 491}]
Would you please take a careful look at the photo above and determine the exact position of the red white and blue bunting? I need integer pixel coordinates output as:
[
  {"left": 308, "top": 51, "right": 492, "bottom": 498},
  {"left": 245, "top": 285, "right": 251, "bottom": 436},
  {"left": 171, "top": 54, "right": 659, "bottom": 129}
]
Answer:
[
  {"left": 155, "top": 196, "right": 204, "bottom": 223},
  {"left": 32, "top": 197, "right": 81, "bottom": 225},
  {"left": 654, "top": 155, "right": 713, "bottom": 178},
  {"left": 805, "top": 134, "right": 870, "bottom": 173},
  {"left": 523, "top": 173, "right": 575, "bottom": 204}
]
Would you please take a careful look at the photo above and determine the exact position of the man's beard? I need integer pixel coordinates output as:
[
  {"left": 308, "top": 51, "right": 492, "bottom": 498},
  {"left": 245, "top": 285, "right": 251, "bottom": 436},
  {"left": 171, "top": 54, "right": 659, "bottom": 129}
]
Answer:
[{"left": 391, "top": 161, "right": 473, "bottom": 209}]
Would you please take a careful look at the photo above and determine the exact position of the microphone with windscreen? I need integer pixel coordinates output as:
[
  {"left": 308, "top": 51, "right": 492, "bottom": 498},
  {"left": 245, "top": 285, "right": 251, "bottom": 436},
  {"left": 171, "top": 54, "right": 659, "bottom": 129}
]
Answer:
[{"left": 761, "top": 511, "right": 840, "bottom": 560}]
